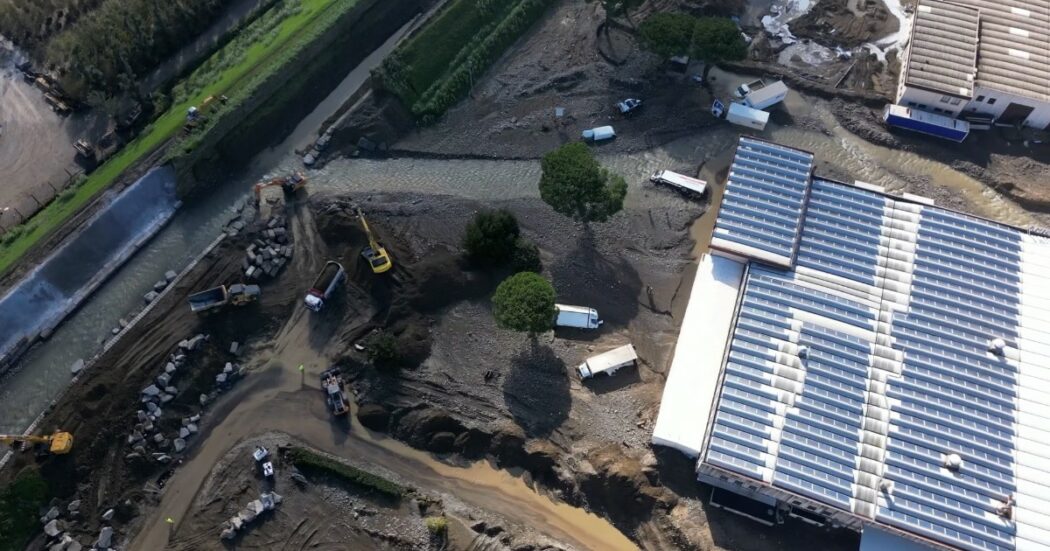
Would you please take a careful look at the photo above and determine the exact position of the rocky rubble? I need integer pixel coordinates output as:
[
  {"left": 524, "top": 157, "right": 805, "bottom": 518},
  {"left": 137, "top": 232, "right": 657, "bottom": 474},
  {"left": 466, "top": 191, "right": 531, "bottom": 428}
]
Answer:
[
  {"left": 241, "top": 214, "right": 293, "bottom": 281},
  {"left": 219, "top": 492, "right": 283, "bottom": 540}
]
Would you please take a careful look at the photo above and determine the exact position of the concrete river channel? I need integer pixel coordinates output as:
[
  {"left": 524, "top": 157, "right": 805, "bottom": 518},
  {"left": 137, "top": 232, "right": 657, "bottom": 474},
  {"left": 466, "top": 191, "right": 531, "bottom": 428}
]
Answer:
[{"left": 0, "top": 31, "right": 1037, "bottom": 548}]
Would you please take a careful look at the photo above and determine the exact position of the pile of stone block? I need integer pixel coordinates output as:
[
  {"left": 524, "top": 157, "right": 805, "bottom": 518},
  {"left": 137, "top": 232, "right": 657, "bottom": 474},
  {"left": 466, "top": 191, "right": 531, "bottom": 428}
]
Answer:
[
  {"left": 242, "top": 215, "right": 293, "bottom": 281},
  {"left": 125, "top": 334, "right": 207, "bottom": 465},
  {"left": 219, "top": 492, "right": 283, "bottom": 540}
]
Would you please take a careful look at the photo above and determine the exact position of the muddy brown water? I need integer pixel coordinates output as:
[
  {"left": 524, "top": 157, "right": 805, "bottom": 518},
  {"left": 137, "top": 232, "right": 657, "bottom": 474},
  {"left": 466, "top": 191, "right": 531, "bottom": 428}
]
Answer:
[{"left": 133, "top": 303, "right": 637, "bottom": 550}]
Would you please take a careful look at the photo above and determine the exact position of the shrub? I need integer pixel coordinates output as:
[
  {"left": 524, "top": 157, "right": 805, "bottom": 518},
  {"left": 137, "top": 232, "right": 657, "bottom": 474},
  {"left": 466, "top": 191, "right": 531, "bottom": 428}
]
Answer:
[
  {"left": 463, "top": 209, "right": 520, "bottom": 266},
  {"left": 425, "top": 516, "right": 448, "bottom": 535},
  {"left": 367, "top": 331, "right": 401, "bottom": 369},
  {"left": 0, "top": 468, "right": 48, "bottom": 551},
  {"left": 539, "top": 143, "right": 627, "bottom": 223},
  {"left": 286, "top": 447, "right": 405, "bottom": 498},
  {"left": 492, "top": 272, "right": 555, "bottom": 334},
  {"left": 511, "top": 238, "right": 541, "bottom": 273}
]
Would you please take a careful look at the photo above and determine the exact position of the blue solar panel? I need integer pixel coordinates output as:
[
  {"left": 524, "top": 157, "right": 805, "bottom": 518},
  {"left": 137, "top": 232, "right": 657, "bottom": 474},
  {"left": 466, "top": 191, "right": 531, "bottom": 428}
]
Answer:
[
  {"left": 712, "top": 137, "right": 814, "bottom": 264},
  {"left": 701, "top": 144, "right": 1031, "bottom": 551}
]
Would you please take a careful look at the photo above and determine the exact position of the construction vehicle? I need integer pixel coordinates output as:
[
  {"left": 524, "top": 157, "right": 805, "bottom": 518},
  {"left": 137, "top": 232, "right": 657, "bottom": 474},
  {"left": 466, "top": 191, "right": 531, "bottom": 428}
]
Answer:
[
  {"left": 320, "top": 369, "right": 350, "bottom": 416},
  {"left": 188, "top": 284, "right": 261, "bottom": 313},
  {"left": 0, "top": 430, "right": 74, "bottom": 455},
  {"left": 357, "top": 209, "right": 392, "bottom": 274},
  {"left": 253, "top": 172, "right": 307, "bottom": 203},
  {"left": 304, "top": 261, "right": 346, "bottom": 312}
]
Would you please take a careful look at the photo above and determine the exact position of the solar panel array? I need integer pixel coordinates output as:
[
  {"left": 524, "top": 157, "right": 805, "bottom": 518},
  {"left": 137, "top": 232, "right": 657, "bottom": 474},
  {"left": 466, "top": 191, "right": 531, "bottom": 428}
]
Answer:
[
  {"left": 710, "top": 137, "right": 814, "bottom": 266},
  {"left": 702, "top": 139, "right": 1031, "bottom": 551}
]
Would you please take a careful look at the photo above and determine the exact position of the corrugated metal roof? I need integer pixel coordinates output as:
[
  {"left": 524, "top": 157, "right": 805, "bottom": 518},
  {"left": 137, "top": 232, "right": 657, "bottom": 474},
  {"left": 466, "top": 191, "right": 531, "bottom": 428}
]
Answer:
[
  {"left": 696, "top": 139, "right": 1050, "bottom": 551},
  {"left": 905, "top": 0, "right": 980, "bottom": 97},
  {"left": 710, "top": 137, "right": 814, "bottom": 267},
  {"left": 906, "top": 0, "right": 1050, "bottom": 103}
]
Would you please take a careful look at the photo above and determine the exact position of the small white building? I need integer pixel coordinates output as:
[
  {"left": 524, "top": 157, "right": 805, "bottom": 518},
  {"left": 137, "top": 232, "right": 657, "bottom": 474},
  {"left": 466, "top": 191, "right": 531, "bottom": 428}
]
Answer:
[{"left": 897, "top": 0, "right": 1050, "bottom": 129}]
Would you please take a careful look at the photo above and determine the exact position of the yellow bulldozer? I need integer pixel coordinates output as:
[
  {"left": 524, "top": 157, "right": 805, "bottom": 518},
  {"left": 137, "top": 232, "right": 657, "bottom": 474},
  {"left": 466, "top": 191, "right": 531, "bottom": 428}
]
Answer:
[{"left": 0, "top": 430, "right": 74, "bottom": 455}]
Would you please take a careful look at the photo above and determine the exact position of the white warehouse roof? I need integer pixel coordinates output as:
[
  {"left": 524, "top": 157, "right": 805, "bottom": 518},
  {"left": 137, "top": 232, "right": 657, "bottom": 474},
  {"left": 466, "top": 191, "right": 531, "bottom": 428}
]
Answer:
[{"left": 655, "top": 136, "right": 1050, "bottom": 551}]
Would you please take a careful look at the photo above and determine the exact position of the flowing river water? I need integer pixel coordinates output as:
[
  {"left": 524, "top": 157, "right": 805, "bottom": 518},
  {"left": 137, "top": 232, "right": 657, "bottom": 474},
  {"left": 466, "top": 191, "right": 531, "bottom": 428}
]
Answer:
[{"left": 0, "top": 35, "right": 1040, "bottom": 549}]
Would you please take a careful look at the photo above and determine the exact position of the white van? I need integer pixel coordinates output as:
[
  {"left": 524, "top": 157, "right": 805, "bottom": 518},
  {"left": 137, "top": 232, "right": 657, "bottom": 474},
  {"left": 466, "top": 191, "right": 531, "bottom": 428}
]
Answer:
[
  {"left": 554, "top": 304, "right": 602, "bottom": 329},
  {"left": 650, "top": 170, "right": 707, "bottom": 197},
  {"left": 578, "top": 344, "right": 637, "bottom": 379}
]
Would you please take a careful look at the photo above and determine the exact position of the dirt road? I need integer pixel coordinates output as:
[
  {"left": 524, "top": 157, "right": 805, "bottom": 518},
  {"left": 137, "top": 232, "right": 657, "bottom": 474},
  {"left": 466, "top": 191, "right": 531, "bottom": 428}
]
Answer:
[{"left": 131, "top": 208, "right": 636, "bottom": 551}]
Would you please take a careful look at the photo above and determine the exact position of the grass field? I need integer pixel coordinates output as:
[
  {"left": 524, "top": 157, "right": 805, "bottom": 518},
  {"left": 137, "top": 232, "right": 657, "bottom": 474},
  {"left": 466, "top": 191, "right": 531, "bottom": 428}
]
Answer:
[
  {"left": 0, "top": 0, "right": 354, "bottom": 275},
  {"left": 0, "top": 468, "right": 47, "bottom": 551}
]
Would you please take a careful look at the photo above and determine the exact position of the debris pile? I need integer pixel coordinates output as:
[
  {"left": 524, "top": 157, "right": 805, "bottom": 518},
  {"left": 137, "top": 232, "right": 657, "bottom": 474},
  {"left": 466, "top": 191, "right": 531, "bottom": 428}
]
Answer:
[
  {"left": 142, "top": 268, "right": 180, "bottom": 305},
  {"left": 126, "top": 334, "right": 208, "bottom": 465},
  {"left": 242, "top": 215, "right": 293, "bottom": 281},
  {"left": 219, "top": 492, "right": 283, "bottom": 540}
]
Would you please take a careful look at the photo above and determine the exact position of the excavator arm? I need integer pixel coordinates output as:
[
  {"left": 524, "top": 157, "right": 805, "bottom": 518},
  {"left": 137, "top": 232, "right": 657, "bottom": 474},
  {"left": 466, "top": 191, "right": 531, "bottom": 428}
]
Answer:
[
  {"left": 0, "top": 431, "right": 74, "bottom": 454},
  {"left": 356, "top": 209, "right": 393, "bottom": 274}
]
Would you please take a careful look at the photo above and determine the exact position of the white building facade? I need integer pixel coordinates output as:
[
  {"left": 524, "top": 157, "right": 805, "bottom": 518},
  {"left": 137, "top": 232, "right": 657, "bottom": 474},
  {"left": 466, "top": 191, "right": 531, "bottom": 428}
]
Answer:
[{"left": 897, "top": 0, "right": 1050, "bottom": 129}]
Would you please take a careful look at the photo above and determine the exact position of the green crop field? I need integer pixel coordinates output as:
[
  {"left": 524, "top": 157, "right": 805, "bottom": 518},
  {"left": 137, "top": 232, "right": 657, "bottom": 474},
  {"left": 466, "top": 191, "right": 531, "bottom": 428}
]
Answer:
[
  {"left": 0, "top": 0, "right": 357, "bottom": 275},
  {"left": 375, "top": 0, "right": 554, "bottom": 123}
]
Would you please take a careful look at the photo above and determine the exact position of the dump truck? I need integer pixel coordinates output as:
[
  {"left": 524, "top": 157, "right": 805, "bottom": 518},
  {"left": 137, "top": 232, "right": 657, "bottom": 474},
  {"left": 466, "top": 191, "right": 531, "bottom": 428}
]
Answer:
[
  {"left": 188, "top": 284, "right": 261, "bottom": 313},
  {"left": 577, "top": 344, "right": 637, "bottom": 379},
  {"left": 305, "top": 261, "right": 346, "bottom": 312},
  {"left": 554, "top": 304, "right": 603, "bottom": 329},
  {"left": 320, "top": 368, "right": 350, "bottom": 416}
]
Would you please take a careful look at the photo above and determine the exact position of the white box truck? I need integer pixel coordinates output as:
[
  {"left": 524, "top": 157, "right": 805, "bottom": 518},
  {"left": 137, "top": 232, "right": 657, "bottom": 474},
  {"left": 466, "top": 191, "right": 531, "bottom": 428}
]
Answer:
[
  {"left": 554, "top": 304, "right": 603, "bottom": 329},
  {"left": 650, "top": 170, "right": 707, "bottom": 197},
  {"left": 578, "top": 344, "right": 637, "bottom": 379},
  {"left": 739, "top": 80, "right": 788, "bottom": 110},
  {"left": 582, "top": 126, "right": 615, "bottom": 141},
  {"left": 726, "top": 103, "right": 769, "bottom": 131}
]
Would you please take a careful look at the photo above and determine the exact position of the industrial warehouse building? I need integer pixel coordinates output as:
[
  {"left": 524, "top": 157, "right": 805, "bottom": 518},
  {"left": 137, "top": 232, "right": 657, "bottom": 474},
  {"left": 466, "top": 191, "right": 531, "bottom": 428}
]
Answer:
[
  {"left": 895, "top": 0, "right": 1050, "bottom": 128},
  {"left": 653, "top": 137, "right": 1050, "bottom": 551}
]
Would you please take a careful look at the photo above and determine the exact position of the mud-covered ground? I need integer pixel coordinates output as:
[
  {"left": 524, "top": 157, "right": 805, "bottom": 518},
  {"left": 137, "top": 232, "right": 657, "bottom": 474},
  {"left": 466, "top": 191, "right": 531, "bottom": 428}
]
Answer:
[{"left": 789, "top": 0, "right": 899, "bottom": 48}]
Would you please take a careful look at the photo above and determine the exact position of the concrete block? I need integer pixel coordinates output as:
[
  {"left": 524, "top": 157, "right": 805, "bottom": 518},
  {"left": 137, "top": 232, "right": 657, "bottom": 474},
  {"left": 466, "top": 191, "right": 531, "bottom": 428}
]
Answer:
[
  {"left": 164, "top": 386, "right": 177, "bottom": 395},
  {"left": 173, "top": 438, "right": 186, "bottom": 453},
  {"left": 153, "top": 280, "right": 168, "bottom": 293},
  {"left": 70, "top": 359, "right": 85, "bottom": 375},
  {"left": 165, "top": 270, "right": 178, "bottom": 282},
  {"left": 101, "top": 508, "right": 115, "bottom": 521},
  {"left": 143, "top": 291, "right": 158, "bottom": 304},
  {"left": 142, "top": 384, "right": 161, "bottom": 397},
  {"left": 165, "top": 362, "right": 176, "bottom": 374},
  {"left": 229, "top": 342, "right": 240, "bottom": 355},
  {"left": 156, "top": 373, "right": 171, "bottom": 387}
]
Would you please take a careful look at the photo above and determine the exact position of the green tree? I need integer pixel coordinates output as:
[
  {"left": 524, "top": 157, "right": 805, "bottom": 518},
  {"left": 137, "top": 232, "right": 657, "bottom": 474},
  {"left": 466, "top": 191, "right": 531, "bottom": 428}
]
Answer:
[
  {"left": 638, "top": 13, "right": 695, "bottom": 58},
  {"left": 367, "top": 331, "right": 401, "bottom": 369},
  {"left": 492, "top": 272, "right": 556, "bottom": 334},
  {"left": 692, "top": 17, "right": 747, "bottom": 62},
  {"left": 638, "top": 14, "right": 747, "bottom": 62},
  {"left": 539, "top": 143, "right": 627, "bottom": 223},
  {"left": 463, "top": 209, "right": 521, "bottom": 266}
]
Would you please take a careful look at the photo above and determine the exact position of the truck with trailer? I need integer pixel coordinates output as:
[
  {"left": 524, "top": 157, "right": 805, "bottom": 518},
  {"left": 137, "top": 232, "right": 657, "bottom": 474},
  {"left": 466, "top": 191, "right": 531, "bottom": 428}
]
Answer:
[
  {"left": 726, "top": 103, "right": 769, "bottom": 131},
  {"left": 577, "top": 344, "right": 637, "bottom": 379},
  {"left": 737, "top": 80, "right": 789, "bottom": 110},
  {"left": 883, "top": 104, "right": 970, "bottom": 143},
  {"left": 554, "top": 304, "right": 603, "bottom": 329},
  {"left": 650, "top": 170, "right": 707, "bottom": 198},
  {"left": 305, "top": 261, "right": 346, "bottom": 312},
  {"left": 188, "top": 284, "right": 261, "bottom": 313}
]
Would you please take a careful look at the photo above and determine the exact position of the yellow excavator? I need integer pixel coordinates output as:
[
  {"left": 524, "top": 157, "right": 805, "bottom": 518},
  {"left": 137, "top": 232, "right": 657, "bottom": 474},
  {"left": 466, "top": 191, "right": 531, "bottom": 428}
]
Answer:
[
  {"left": 357, "top": 209, "right": 392, "bottom": 274},
  {"left": 0, "top": 430, "right": 74, "bottom": 455}
]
